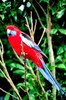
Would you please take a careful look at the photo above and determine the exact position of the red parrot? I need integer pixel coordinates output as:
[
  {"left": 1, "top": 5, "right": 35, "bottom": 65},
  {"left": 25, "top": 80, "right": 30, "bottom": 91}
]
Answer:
[{"left": 6, "top": 25, "right": 66, "bottom": 96}]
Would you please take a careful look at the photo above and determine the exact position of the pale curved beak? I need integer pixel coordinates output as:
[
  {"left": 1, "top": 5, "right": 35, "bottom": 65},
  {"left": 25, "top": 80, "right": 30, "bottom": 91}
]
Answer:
[{"left": 7, "top": 29, "right": 11, "bottom": 34}]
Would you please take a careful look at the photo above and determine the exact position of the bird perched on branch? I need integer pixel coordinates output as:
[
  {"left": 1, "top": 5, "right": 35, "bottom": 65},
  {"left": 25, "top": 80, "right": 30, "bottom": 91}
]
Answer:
[{"left": 6, "top": 25, "right": 66, "bottom": 97}]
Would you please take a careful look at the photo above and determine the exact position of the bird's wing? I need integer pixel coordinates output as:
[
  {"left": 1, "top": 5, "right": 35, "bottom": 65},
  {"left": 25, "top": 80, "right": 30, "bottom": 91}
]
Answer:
[{"left": 20, "top": 33, "right": 47, "bottom": 58}]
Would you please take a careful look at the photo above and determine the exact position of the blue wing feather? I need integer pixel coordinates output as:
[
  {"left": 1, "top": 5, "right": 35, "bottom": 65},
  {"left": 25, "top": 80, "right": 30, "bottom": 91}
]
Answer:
[{"left": 38, "top": 59, "right": 62, "bottom": 91}]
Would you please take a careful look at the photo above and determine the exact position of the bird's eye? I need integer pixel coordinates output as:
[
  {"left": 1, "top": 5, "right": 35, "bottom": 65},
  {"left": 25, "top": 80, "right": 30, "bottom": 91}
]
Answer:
[
  {"left": 7, "top": 29, "right": 16, "bottom": 36},
  {"left": 11, "top": 30, "right": 16, "bottom": 36}
]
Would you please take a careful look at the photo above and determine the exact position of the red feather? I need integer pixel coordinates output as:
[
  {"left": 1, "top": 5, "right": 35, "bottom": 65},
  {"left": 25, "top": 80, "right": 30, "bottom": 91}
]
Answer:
[{"left": 6, "top": 25, "right": 66, "bottom": 96}]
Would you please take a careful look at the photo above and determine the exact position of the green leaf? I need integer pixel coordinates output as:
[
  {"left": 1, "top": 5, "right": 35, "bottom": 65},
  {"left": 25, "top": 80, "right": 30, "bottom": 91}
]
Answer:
[
  {"left": 0, "top": 72, "right": 4, "bottom": 78},
  {"left": 28, "top": 88, "right": 38, "bottom": 99},
  {"left": 11, "top": 10, "right": 16, "bottom": 16},
  {"left": 9, "top": 63, "right": 24, "bottom": 71},
  {"left": 58, "top": 29, "right": 66, "bottom": 35},
  {"left": 26, "top": 73, "right": 33, "bottom": 79},
  {"left": 18, "top": 9, "right": 22, "bottom": 15},
  {"left": 0, "top": 14, "right": 4, "bottom": 20},
  {"left": 59, "top": 1, "right": 66, "bottom": 7},
  {"left": 40, "top": 0, "right": 49, "bottom": 3},
  {"left": 4, "top": 94, "right": 10, "bottom": 100},
  {"left": 13, "top": 69, "right": 24, "bottom": 75},
  {"left": 17, "top": 82, "right": 25, "bottom": 88},
  {"left": 56, "top": 9, "right": 65, "bottom": 19},
  {"left": 17, "top": 83, "right": 24, "bottom": 88},
  {"left": 29, "top": 94, "right": 35, "bottom": 100},
  {"left": 56, "top": 64, "right": 66, "bottom": 70},
  {"left": 55, "top": 56, "right": 62, "bottom": 63},
  {"left": 17, "top": 82, "right": 34, "bottom": 90},
  {"left": 52, "top": 7, "right": 57, "bottom": 15},
  {"left": 23, "top": 96, "right": 28, "bottom": 100},
  {"left": 64, "top": 52, "right": 66, "bottom": 59},
  {"left": 63, "top": 45, "right": 66, "bottom": 51},
  {"left": 57, "top": 47, "right": 64, "bottom": 55},
  {"left": 50, "top": 29, "right": 58, "bottom": 34}
]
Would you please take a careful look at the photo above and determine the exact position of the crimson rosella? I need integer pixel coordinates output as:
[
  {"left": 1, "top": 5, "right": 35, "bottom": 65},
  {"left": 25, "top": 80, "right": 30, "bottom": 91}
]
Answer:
[{"left": 6, "top": 25, "right": 66, "bottom": 96}]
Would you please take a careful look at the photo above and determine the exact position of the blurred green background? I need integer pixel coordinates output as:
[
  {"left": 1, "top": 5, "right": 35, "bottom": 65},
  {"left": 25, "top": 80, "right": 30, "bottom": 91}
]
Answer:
[{"left": 0, "top": 0, "right": 66, "bottom": 100}]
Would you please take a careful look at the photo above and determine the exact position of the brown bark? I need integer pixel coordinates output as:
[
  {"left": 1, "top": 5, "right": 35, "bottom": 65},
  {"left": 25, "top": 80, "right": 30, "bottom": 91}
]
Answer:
[{"left": 46, "top": 15, "right": 56, "bottom": 100}]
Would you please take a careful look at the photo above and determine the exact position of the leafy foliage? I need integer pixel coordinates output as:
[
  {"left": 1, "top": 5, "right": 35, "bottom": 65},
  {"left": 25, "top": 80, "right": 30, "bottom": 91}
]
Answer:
[{"left": 0, "top": 0, "right": 66, "bottom": 100}]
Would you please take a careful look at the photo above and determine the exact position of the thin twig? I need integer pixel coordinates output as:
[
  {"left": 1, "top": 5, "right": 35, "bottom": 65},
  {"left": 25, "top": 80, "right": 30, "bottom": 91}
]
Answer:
[
  {"left": 25, "top": 16, "right": 34, "bottom": 41},
  {"left": 0, "top": 40, "right": 4, "bottom": 64},
  {"left": 0, "top": 40, "right": 22, "bottom": 100},
  {"left": 14, "top": 51, "right": 46, "bottom": 96},
  {"left": 35, "top": 0, "right": 47, "bottom": 17},
  {"left": 46, "top": 4, "right": 56, "bottom": 99},
  {"left": 38, "top": 29, "right": 46, "bottom": 45},
  {"left": 0, "top": 87, "right": 19, "bottom": 100},
  {"left": 30, "top": 11, "right": 33, "bottom": 34},
  {"left": 31, "top": 3, "right": 45, "bottom": 29},
  {"left": 0, "top": 69, "right": 10, "bottom": 82},
  {"left": 0, "top": 19, "right": 5, "bottom": 25},
  {"left": 24, "top": 59, "right": 30, "bottom": 100},
  {"left": 34, "top": 19, "right": 37, "bottom": 34},
  {"left": 14, "top": 50, "right": 30, "bottom": 99},
  {"left": 26, "top": 60, "right": 36, "bottom": 78},
  {"left": 25, "top": 12, "right": 47, "bottom": 99},
  {"left": 25, "top": 17, "right": 31, "bottom": 35},
  {"left": 13, "top": 50, "right": 24, "bottom": 65},
  {"left": 20, "top": 86, "right": 27, "bottom": 93},
  {"left": 24, "top": 59, "right": 27, "bottom": 88},
  {"left": 14, "top": 51, "right": 36, "bottom": 78},
  {"left": 14, "top": 45, "right": 47, "bottom": 98}
]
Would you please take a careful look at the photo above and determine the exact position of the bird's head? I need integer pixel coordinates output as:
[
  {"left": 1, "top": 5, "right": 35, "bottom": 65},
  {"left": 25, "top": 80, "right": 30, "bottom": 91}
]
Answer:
[{"left": 6, "top": 25, "right": 21, "bottom": 37}]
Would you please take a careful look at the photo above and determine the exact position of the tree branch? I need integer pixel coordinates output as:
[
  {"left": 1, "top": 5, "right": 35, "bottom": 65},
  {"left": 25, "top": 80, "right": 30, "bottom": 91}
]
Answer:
[
  {"left": 0, "top": 40, "right": 22, "bottom": 100},
  {"left": 38, "top": 29, "right": 46, "bottom": 45},
  {"left": 0, "top": 87, "right": 19, "bottom": 100},
  {"left": 25, "top": 12, "right": 48, "bottom": 100},
  {"left": 46, "top": 4, "right": 56, "bottom": 100}
]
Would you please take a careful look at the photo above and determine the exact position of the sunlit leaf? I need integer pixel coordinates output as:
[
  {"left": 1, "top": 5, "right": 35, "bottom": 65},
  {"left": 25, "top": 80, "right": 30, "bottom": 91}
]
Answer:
[
  {"left": 50, "top": 29, "right": 58, "bottom": 34},
  {"left": 18, "top": 5, "right": 25, "bottom": 11},
  {"left": 26, "top": 73, "right": 33, "bottom": 79},
  {"left": 0, "top": 0, "right": 66, "bottom": 99},
  {"left": 17, "top": 83, "right": 23, "bottom": 88},
  {"left": 40, "top": 0, "right": 49, "bottom": 3},
  {"left": 52, "top": 7, "right": 57, "bottom": 15},
  {"left": 58, "top": 29, "right": 66, "bottom": 35},
  {"left": 13, "top": 69, "right": 24, "bottom": 75},
  {"left": 4, "top": 94, "right": 10, "bottom": 100},
  {"left": 9, "top": 63, "right": 24, "bottom": 70},
  {"left": 0, "top": 15, "right": 4, "bottom": 20},
  {"left": 63, "top": 45, "right": 66, "bottom": 51},
  {"left": 57, "top": 47, "right": 64, "bottom": 55},
  {"left": 55, "top": 56, "right": 62, "bottom": 63},
  {"left": 56, "top": 9, "right": 65, "bottom": 19},
  {"left": 0, "top": 72, "right": 4, "bottom": 78},
  {"left": 29, "top": 94, "right": 35, "bottom": 100},
  {"left": 56, "top": 64, "right": 66, "bottom": 70}
]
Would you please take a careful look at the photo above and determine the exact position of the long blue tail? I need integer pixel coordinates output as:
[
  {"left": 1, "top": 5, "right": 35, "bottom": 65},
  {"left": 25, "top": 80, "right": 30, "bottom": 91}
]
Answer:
[{"left": 37, "top": 59, "right": 66, "bottom": 96}]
